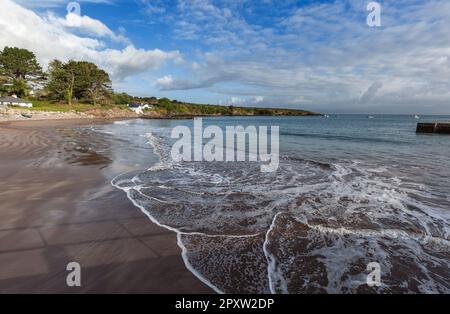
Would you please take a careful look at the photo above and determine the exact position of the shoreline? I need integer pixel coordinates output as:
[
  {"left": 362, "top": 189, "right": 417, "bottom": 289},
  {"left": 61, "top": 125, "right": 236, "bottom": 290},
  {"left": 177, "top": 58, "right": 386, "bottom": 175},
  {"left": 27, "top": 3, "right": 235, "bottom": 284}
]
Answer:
[
  {"left": 1, "top": 104, "right": 321, "bottom": 124},
  {"left": 0, "top": 119, "right": 213, "bottom": 293}
]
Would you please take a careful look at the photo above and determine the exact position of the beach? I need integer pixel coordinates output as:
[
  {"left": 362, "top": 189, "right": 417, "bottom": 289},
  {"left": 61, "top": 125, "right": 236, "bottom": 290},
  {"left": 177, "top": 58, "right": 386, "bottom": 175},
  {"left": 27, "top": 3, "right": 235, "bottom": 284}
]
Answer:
[
  {"left": 0, "top": 119, "right": 212, "bottom": 293},
  {"left": 1, "top": 0, "right": 449, "bottom": 298},
  {"left": 105, "top": 116, "right": 449, "bottom": 294},
  {"left": 0, "top": 115, "right": 449, "bottom": 294}
]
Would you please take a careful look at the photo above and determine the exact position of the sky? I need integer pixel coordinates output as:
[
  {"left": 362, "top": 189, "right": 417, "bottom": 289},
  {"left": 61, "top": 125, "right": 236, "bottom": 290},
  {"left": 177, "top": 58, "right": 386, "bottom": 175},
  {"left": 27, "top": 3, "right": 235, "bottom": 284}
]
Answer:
[{"left": 1, "top": 0, "right": 450, "bottom": 114}]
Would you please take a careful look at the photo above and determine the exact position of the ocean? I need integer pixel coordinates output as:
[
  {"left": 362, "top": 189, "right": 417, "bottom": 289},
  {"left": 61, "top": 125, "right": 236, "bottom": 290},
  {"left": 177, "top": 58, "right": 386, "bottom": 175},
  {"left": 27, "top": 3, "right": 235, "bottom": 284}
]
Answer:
[{"left": 89, "top": 115, "right": 449, "bottom": 293}]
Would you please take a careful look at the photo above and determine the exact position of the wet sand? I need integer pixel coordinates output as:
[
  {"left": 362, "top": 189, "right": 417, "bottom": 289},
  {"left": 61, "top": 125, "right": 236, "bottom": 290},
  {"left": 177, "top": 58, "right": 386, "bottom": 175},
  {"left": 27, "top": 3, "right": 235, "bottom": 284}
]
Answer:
[{"left": 0, "top": 119, "right": 212, "bottom": 293}]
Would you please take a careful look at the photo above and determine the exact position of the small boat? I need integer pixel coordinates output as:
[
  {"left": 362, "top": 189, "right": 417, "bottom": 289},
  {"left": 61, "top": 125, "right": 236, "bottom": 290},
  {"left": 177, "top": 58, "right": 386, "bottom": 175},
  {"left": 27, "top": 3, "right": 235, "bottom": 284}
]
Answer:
[
  {"left": 368, "top": 115, "right": 375, "bottom": 119},
  {"left": 324, "top": 114, "right": 330, "bottom": 118},
  {"left": 414, "top": 115, "right": 420, "bottom": 119}
]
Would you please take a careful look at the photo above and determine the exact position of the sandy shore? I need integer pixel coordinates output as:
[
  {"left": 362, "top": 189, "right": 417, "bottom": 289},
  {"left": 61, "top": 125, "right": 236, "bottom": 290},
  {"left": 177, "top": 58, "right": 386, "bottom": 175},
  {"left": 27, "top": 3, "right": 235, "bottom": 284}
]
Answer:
[
  {"left": 0, "top": 108, "right": 96, "bottom": 122},
  {"left": 0, "top": 119, "right": 212, "bottom": 293}
]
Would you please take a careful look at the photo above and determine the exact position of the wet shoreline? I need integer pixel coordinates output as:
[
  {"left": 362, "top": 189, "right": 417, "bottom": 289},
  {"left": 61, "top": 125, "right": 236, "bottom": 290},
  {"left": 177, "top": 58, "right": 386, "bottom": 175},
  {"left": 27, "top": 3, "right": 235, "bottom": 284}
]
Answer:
[{"left": 0, "top": 119, "right": 213, "bottom": 293}]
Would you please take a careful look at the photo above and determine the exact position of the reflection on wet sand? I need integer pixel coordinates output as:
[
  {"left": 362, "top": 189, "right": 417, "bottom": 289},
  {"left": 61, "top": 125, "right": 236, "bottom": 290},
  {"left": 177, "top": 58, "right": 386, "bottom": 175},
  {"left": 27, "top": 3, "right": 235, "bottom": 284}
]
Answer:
[{"left": 0, "top": 120, "right": 212, "bottom": 293}]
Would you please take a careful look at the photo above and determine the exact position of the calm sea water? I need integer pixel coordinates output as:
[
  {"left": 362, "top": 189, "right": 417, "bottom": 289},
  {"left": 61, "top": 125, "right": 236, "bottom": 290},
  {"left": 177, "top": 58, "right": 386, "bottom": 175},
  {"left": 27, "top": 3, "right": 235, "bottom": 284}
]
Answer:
[{"left": 92, "top": 115, "right": 450, "bottom": 293}]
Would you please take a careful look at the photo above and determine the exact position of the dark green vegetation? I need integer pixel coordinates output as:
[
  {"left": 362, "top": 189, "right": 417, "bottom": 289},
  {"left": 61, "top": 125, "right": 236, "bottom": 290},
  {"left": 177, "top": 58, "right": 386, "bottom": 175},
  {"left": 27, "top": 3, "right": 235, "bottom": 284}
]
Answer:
[
  {"left": 148, "top": 98, "right": 316, "bottom": 117},
  {"left": 0, "top": 46, "right": 318, "bottom": 117},
  {"left": 0, "top": 47, "right": 44, "bottom": 97},
  {"left": 45, "top": 60, "right": 112, "bottom": 106}
]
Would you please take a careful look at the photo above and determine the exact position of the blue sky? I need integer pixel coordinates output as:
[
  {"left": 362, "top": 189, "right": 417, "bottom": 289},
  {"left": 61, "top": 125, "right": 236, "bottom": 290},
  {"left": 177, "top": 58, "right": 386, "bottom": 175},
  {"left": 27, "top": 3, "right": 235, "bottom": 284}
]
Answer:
[{"left": 2, "top": 0, "right": 450, "bottom": 114}]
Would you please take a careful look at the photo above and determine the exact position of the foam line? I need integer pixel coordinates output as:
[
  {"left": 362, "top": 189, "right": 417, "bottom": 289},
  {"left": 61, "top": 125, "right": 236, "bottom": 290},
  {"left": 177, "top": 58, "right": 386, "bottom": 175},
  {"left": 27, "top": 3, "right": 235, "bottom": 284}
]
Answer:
[
  {"left": 111, "top": 173, "right": 265, "bottom": 294},
  {"left": 177, "top": 233, "right": 224, "bottom": 294},
  {"left": 108, "top": 123, "right": 450, "bottom": 294},
  {"left": 307, "top": 222, "right": 450, "bottom": 247},
  {"left": 112, "top": 175, "right": 262, "bottom": 239},
  {"left": 262, "top": 212, "right": 285, "bottom": 294}
]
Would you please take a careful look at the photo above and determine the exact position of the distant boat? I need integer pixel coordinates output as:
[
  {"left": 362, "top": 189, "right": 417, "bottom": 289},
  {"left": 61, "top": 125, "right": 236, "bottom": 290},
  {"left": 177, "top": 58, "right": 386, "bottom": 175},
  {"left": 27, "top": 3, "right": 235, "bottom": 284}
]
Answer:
[
  {"left": 324, "top": 114, "right": 330, "bottom": 118},
  {"left": 368, "top": 115, "right": 375, "bottom": 119},
  {"left": 414, "top": 115, "right": 420, "bottom": 119}
]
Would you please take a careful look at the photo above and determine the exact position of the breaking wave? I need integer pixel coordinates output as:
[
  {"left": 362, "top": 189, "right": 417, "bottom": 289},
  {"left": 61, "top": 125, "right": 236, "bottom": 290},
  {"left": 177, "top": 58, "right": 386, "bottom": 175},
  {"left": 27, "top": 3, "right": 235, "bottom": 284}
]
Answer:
[{"left": 111, "top": 126, "right": 450, "bottom": 294}]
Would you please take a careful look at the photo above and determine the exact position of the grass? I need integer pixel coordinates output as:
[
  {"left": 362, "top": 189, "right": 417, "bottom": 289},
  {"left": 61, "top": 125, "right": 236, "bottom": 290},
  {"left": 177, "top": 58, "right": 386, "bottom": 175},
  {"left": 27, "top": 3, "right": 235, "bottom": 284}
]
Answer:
[{"left": 11, "top": 100, "right": 129, "bottom": 112}]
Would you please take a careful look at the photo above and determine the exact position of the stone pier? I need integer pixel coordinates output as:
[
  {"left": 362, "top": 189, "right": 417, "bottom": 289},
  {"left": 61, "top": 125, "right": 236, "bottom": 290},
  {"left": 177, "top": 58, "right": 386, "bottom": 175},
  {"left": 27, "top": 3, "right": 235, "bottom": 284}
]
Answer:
[{"left": 416, "top": 122, "right": 450, "bottom": 134}]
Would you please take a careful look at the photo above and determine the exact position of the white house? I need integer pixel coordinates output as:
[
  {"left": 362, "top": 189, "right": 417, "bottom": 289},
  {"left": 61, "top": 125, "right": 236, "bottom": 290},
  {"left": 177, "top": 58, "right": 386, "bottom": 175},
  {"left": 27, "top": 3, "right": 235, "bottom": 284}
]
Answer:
[
  {"left": 0, "top": 95, "right": 33, "bottom": 108},
  {"left": 128, "top": 102, "right": 152, "bottom": 115}
]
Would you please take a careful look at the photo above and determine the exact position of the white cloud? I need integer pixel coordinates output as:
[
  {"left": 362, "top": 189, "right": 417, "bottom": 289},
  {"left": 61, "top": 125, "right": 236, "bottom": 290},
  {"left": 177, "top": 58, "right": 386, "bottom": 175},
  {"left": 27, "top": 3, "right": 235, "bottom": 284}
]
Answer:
[
  {"left": 155, "top": 73, "right": 217, "bottom": 90},
  {"left": 100, "top": 47, "right": 180, "bottom": 80},
  {"left": 15, "top": 0, "right": 114, "bottom": 9},
  {"left": 227, "top": 96, "right": 265, "bottom": 106},
  {"left": 155, "top": 75, "right": 175, "bottom": 88},
  {"left": 254, "top": 96, "right": 264, "bottom": 103},
  {"left": 151, "top": 0, "right": 450, "bottom": 113},
  {"left": 0, "top": 0, "right": 180, "bottom": 81},
  {"left": 5, "top": 0, "right": 450, "bottom": 113},
  {"left": 48, "top": 12, "right": 127, "bottom": 42},
  {"left": 230, "top": 97, "right": 243, "bottom": 105}
]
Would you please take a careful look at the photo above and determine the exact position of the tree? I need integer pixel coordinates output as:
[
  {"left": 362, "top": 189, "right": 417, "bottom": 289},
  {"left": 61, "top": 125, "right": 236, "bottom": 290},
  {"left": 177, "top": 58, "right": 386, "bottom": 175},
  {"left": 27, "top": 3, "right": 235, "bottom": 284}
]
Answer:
[
  {"left": 113, "top": 92, "right": 133, "bottom": 105},
  {"left": 0, "top": 67, "right": 8, "bottom": 96},
  {"left": 46, "top": 60, "right": 112, "bottom": 105},
  {"left": 0, "top": 47, "right": 43, "bottom": 96},
  {"left": 46, "top": 60, "right": 76, "bottom": 104},
  {"left": 83, "top": 63, "right": 112, "bottom": 105},
  {"left": 46, "top": 60, "right": 73, "bottom": 104},
  {"left": 10, "top": 79, "right": 30, "bottom": 97}
]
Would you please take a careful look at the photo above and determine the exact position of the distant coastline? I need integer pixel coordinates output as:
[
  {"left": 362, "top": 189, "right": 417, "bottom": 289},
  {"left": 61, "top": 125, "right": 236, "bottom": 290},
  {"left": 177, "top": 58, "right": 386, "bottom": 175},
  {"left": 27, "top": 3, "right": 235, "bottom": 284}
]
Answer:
[
  {"left": 0, "top": 46, "right": 319, "bottom": 123},
  {"left": 0, "top": 98, "right": 320, "bottom": 123}
]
